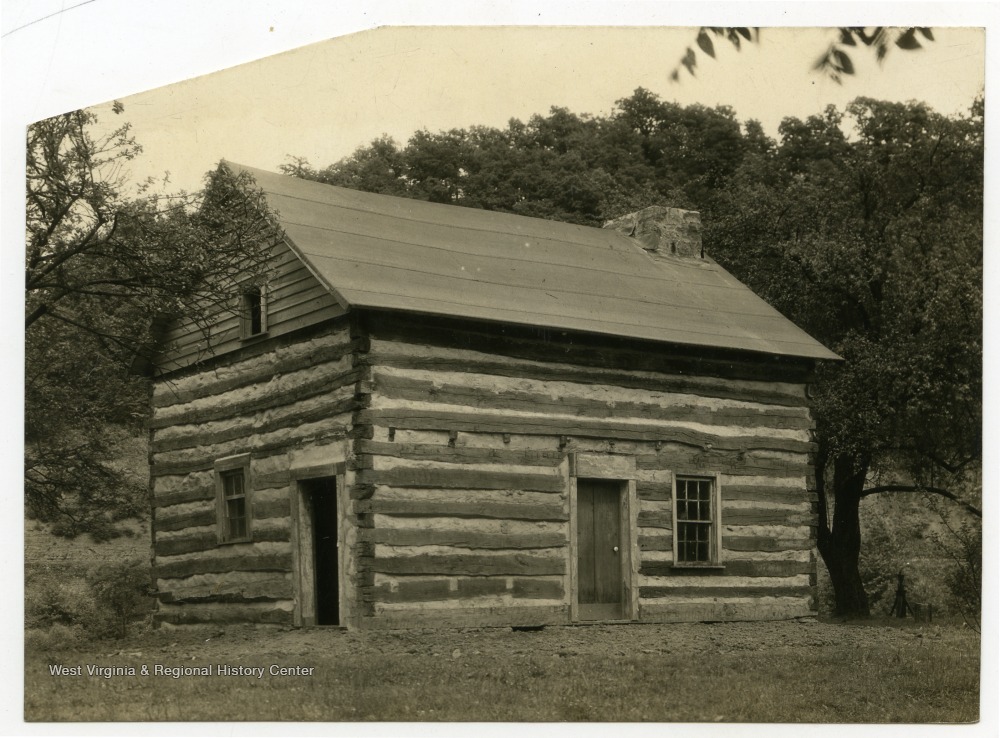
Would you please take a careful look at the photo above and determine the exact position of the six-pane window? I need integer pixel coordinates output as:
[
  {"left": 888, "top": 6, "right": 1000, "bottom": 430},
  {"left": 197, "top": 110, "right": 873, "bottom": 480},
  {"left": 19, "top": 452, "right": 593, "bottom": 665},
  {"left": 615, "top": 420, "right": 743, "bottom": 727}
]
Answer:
[
  {"left": 220, "top": 468, "right": 249, "bottom": 541},
  {"left": 674, "top": 476, "right": 717, "bottom": 564}
]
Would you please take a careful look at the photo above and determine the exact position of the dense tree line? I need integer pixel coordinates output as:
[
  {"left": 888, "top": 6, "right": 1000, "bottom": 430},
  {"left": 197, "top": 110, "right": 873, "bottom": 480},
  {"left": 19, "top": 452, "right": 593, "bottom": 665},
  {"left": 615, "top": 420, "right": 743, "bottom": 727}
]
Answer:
[{"left": 286, "top": 89, "right": 983, "bottom": 615}]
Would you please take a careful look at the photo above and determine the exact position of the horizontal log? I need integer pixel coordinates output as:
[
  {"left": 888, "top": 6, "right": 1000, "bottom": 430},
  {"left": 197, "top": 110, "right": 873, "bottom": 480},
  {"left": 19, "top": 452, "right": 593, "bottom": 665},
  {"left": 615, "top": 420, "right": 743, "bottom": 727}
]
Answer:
[
  {"left": 158, "top": 576, "right": 293, "bottom": 604},
  {"left": 154, "top": 552, "right": 293, "bottom": 580},
  {"left": 639, "top": 533, "right": 672, "bottom": 551},
  {"left": 361, "top": 498, "right": 568, "bottom": 522},
  {"left": 358, "top": 409, "right": 815, "bottom": 454},
  {"left": 151, "top": 393, "right": 357, "bottom": 453},
  {"left": 640, "top": 559, "right": 813, "bottom": 577},
  {"left": 155, "top": 531, "right": 217, "bottom": 557},
  {"left": 373, "top": 553, "right": 565, "bottom": 577},
  {"left": 154, "top": 484, "right": 215, "bottom": 509},
  {"left": 152, "top": 335, "right": 360, "bottom": 408},
  {"left": 253, "top": 497, "right": 291, "bottom": 520},
  {"left": 376, "top": 373, "right": 814, "bottom": 430},
  {"left": 640, "top": 585, "right": 810, "bottom": 599},
  {"left": 149, "top": 368, "right": 363, "bottom": 430},
  {"left": 459, "top": 578, "right": 510, "bottom": 597},
  {"left": 637, "top": 482, "right": 673, "bottom": 501},
  {"left": 371, "top": 528, "right": 566, "bottom": 550},
  {"left": 359, "top": 605, "right": 568, "bottom": 630},
  {"left": 722, "top": 508, "right": 813, "bottom": 526},
  {"left": 355, "top": 440, "right": 565, "bottom": 467},
  {"left": 156, "top": 509, "right": 216, "bottom": 533},
  {"left": 638, "top": 598, "right": 813, "bottom": 623},
  {"left": 366, "top": 313, "right": 814, "bottom": 388},
  {"left": 151, "top": 459, "right": 215, "bottom": 477},
  {"left": 373, "top": 578, "right": 451, "bottom": 603},
  {"left": 357, "top": 467, "right": 565, "bottom": 493},
  {"left": 370, "top": 577, "right": 516, "bottom": 603},
  {"left": 154, "top": 603, "right": 293, "bottom": 626},
  {"left": 512, "top": 578, "right": 564, "bottom": 600},
  {"left": 637, "top": 510, "right": 672, "bottom": 530},
  {"left": 723, "top": 485, "right": 813, "bottom": 505},
  {"left": 635, "top": 452, "right": 809, "bottom": 478},
  {"left": 723, "top": 536, "right": 815, "bottom": 552}
]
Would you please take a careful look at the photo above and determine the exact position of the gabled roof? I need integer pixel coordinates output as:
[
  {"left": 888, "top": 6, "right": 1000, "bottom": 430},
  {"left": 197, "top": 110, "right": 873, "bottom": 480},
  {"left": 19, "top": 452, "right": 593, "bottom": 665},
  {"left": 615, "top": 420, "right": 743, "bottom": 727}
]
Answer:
[{"left": 229, "top": 162, "right": 838, "bottom": 361}]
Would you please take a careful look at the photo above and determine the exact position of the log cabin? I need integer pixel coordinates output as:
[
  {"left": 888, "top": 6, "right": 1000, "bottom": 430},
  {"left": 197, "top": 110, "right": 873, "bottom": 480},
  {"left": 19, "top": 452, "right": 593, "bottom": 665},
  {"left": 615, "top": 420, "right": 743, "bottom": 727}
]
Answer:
[{"left": 146, "top": 162, "right": 839, "bottom": 628}]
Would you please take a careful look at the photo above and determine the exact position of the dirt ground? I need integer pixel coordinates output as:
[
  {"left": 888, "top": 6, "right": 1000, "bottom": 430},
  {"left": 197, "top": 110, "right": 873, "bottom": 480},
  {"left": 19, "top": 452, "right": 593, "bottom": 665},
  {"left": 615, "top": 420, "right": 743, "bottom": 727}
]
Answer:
[{"left": 62, "top": 616, "right": 965, "bottom": 666}]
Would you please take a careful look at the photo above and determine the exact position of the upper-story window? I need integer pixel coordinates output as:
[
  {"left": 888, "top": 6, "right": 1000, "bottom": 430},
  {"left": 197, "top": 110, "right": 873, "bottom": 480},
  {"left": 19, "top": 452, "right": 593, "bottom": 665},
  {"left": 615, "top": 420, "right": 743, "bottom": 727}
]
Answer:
[{"left": 240, "top": 284, "right": 267, "bottom": 338}]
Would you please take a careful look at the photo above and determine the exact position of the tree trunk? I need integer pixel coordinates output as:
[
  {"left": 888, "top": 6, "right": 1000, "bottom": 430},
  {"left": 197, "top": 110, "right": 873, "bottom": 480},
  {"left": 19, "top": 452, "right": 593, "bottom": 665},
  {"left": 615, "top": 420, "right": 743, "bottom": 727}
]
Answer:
[{"left": 816, "top": 454, "right": 871, "bottom": 617}]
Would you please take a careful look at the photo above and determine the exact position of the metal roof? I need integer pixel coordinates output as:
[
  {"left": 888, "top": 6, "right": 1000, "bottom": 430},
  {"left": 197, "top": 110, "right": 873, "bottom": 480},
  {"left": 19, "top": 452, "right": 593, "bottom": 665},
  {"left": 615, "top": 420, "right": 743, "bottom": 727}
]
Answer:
[{"left": 229, "top": 162, "right": 839, "bottom": 361}]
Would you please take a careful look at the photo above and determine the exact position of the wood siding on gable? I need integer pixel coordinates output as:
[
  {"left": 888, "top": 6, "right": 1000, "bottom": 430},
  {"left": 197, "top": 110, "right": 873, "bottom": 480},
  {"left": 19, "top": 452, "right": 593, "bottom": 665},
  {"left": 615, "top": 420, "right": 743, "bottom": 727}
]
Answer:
[{"left": 154, "top": 240, "right": 346, "bottom": 374}]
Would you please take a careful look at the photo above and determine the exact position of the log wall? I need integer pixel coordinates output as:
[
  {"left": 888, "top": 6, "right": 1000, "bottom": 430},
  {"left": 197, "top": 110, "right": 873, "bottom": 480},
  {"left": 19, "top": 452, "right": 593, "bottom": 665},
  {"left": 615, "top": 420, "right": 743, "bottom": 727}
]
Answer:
[
  {"left": 350, "top": 314, "right": 819, "bottom": 627},
  {"left": 149, "top": 306, "right": 819, "bottom": 628},
  {"left": 150, "top": 318, "right": 359, "bottom": 625}
]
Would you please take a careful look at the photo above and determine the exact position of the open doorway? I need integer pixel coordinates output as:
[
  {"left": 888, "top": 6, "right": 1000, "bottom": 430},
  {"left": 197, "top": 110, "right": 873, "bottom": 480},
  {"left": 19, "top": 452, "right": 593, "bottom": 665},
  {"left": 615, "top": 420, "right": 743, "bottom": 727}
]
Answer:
[{"left": 300, "top": 476, "right": 339, "bottom": 625}]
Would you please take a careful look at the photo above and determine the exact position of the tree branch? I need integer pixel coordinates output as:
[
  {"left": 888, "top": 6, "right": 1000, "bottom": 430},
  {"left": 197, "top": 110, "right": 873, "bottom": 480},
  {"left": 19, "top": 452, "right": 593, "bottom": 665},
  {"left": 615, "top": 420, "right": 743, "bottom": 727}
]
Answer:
[{"left": 861, "top": 484, "right": 981, "bottom": 518}]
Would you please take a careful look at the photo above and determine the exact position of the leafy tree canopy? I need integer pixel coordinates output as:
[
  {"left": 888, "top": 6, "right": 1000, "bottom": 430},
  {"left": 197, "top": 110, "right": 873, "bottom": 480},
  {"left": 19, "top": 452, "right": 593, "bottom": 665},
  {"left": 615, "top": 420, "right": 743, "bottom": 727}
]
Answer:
[{"left": 25, "top": 108, "right": 282, "bottom": 537}]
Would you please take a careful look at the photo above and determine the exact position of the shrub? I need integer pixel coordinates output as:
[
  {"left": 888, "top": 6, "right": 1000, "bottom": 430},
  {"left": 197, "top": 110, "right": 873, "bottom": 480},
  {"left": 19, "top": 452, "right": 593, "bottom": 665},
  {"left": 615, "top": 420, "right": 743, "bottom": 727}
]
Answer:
[
  {"left": 930, "top": 518, "right": 982, "bottom": 632},
  {"left": 25, "top": 574, "right": 96, "bottom": 630},
  {"left": 87, "top": 560, "right": 154, "bottom": 638},
  {"left": 25, "top": 623, "right": 86, "bottom": 652}
]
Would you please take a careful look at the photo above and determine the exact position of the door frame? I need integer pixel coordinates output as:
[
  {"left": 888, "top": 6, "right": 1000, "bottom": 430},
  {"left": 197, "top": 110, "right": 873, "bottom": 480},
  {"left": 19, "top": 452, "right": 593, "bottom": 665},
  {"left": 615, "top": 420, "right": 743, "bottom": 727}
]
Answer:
[
  {"left": 568, "top": 453, "right": 639, "bottom": 622},
  {"left": 289, "top": 462, "right": 346, "bottom": 627}
]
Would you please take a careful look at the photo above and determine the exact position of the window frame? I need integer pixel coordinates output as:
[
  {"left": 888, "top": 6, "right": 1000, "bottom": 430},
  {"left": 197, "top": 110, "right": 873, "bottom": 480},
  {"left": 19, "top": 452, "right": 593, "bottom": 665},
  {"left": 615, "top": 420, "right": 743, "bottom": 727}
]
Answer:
[
  {"left": 215, "top": 454, "right": 252, "bottom": 544},
  {"left": 239, "top": 282, "right": 268, "bottom": 340},
  {"left": 671, "top": 472, "right": 723, "bottom": 569}
]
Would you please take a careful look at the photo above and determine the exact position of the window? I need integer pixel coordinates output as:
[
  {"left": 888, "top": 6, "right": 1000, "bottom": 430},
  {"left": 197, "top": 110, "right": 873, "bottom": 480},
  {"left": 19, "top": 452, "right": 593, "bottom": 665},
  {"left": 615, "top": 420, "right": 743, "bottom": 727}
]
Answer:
[
  {"left": 215, "top": 455, "right": 251, "bottom": 543},
  {"left": 673, "top": 475, "right": 721, "bottom": 566},
  {"left": 240, "top": 284, "right": 267, "bottom": 338}
]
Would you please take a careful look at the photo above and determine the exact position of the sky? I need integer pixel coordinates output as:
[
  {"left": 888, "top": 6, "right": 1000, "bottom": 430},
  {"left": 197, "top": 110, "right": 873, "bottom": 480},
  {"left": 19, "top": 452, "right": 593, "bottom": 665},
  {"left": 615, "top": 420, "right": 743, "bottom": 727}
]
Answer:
[
  {"left": 82, "top": 25, "right": 985, "bottom": 194},
  {"left": 2, "top": 4, "right": 998, "bottom": 736}
]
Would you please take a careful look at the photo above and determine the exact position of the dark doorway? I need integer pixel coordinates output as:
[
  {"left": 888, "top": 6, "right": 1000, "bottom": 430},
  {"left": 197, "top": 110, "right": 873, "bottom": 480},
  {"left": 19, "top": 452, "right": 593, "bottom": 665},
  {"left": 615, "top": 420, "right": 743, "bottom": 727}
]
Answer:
[
  {"left": 577, "top": 478, "right": 623, "bottom": 620},
  {"left": 304, "top": 477, "right": 339, "bottom": 625}
]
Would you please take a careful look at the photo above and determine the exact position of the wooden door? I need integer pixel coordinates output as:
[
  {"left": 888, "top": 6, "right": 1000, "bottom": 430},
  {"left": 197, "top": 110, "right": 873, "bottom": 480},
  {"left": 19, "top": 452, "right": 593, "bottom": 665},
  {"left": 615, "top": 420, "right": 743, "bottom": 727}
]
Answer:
[
  {"left": 577, "top": 479, "right": 623, "bottom": 620},
  {"left": 305, "top": 478, "right": 339, "bottom": 625}
]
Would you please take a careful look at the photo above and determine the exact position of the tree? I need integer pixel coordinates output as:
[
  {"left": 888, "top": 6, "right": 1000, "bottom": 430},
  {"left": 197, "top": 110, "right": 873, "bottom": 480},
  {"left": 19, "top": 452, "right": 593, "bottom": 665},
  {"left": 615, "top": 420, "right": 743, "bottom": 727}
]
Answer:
[
  {"left": 25, "top": 107, "right": 281, "bottom": 537},
  {"left": 707, "top": 97, "right": 982, "bottom": 615}
]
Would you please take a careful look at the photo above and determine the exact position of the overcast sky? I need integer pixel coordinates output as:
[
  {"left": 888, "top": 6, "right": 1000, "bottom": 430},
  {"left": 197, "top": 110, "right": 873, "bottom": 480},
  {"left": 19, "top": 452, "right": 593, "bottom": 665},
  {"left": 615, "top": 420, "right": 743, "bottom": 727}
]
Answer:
[{"left": 80, "top": 25, "right": 986, "bottom": 194}]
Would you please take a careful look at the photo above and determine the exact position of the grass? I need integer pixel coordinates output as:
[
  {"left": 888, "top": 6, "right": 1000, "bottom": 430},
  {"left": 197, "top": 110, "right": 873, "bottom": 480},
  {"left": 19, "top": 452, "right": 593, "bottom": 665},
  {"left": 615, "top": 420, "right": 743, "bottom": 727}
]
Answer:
[{"left": 24, "top": 620, "right": 980, "bottom": 723}]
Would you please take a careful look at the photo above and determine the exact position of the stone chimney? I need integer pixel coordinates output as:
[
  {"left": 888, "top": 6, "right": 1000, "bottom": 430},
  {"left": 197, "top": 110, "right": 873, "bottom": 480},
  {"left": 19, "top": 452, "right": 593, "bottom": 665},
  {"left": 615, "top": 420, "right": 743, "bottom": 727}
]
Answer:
[{"left": 603, "top": 206, "right": 703, "bottom": 259}]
